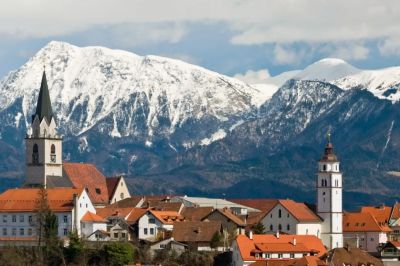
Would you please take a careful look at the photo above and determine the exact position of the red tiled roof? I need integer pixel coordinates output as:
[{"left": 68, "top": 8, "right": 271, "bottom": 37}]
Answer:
[
  {"left": 126, "top": 208, "right": 147, "bottom": 224},
  {"left": 63, "top": 163, "right": 109, "bottom": 205},
  {"left": 230, "top": 199, "right": 278, "bottom": 212},
  {"left": 81, "top": 211, "right": 107, "bottom": 223},
  {"left": 106, "top": 177, "right": 121, "bottom": 200},
  {"left": 236, "top": 234, "right": 326, "bottom": 261},
  {"left": 172, "top": 221, "right": 221, "bottom": 243},
  {"left": 0, "top": 188, "right": 82, "bottom": 212},
  {"left": 249, "top": 257, "right": 326, "bottom": 266},
  {"left": 96, "top": 207, "right": 134, "bottom": 219},
  {"left": 203, "top": 208, "right": 246, "bottom": 226},
  {"left": 149, "top": 210, "right": 184, "bottom": 224},
  {"left": 181, "top": 206, "right": 214, "bottom": 221},
  {"left": 108, "top": 196, "right": 144, "bottom": 208},
  {"left": 343, "top": 212, "right": 392, "bottom": 232},
  {"left": 360, "top": 205, "right": 391, "bottom": 225},
  {"left": 391, "top": 203, "right": 400, "bottom": 220},
  {"left": 278, "top": 200, "right": 321, "bottom": 222}
]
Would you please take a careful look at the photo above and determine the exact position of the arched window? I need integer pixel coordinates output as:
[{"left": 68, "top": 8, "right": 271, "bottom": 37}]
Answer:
[
  {"left": 270, "top": 224, "right": 273, "bottom": 231},
  {"left": 32, "top": 144, "right": 39, "bottom": 164},
  {"left": 323, "top": 164, "right": 327, "bottom": 171},
  {"left": 50, "top": 144, "right": 56, "bottom": 163},
  {"left": 278, "top": 224, "right": 282, "bottom": 231},
  {"left": 278, "top": 209, "right": 282, "bottom": 218},
  {"left": 321, "top": 179, "right": 324, "bottom": 187}
]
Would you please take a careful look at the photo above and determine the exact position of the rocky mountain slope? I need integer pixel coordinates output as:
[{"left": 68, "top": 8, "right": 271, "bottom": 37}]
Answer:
[{"left": 1, "top": 42, "right": 400, "bottom": 208}]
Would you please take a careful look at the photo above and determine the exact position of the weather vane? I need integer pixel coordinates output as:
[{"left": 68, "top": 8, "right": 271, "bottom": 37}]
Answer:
[{"left": 327, "top": 125, "right": 332, "bottom": 143}]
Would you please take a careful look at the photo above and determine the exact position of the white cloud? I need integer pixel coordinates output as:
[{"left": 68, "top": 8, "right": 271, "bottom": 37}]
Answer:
[
  {"left": 0, "top": 0, "right": 399, "bottom": 47},
  {"left": 322, "top": 43, "right": 370, "bottom": 61},
  {"left": 234, "top": 69, "right": 270, "bottom": 84},
  {"left": 273, "top": 45, "right": 307, "bottom": 65},
  {"left": 379, "top": 37, "right": 400, "bottom": 56}
]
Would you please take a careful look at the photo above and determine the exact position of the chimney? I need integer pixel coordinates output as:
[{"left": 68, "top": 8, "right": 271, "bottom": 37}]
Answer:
[
  {"left": 276, "top": 230, "right": 280, "bottom": 239},
  {"left": 249, "top": 230, "right": 253, "bottom": 240},
  {"left": 293, "top": 238, "right": 296, "bottom": 246}
]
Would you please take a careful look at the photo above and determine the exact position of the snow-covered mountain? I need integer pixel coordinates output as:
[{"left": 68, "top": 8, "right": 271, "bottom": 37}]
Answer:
[
  {"left": 254, "top": 58, "right": 400, "bottom": 102},
  {"left": 0, "top": 41, "right": 268, "bottom": 149}
]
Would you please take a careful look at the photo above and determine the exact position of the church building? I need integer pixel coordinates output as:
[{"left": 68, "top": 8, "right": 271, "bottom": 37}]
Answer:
[
  {"left": 24, "top": 70, "right": 131, "bottom": 206},
  {"left": 316, "top": 133, "right": 344, "bottom": 249}
]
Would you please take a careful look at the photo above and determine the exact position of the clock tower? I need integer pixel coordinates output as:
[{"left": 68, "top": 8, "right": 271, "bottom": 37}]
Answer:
[{"left": 25, "top": 70, "right": 62, "bottom": 188}]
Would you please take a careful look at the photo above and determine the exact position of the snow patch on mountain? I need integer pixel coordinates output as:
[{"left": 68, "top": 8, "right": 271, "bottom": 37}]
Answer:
[
  {"left": 294, "top": 58, "right": 361, "bottom": 81},
  {"left": 200, "top": 129, "right": 227, "bottom": 146},
  {"left": 333, "top": 67, "right": 400, "bottom": 101}
]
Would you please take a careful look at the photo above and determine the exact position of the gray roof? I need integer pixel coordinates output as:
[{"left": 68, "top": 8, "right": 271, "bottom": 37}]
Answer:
[
  {"left": 32, "top": 71, "right": 53, "bottom": 123},
  {"left": 46, "top": 175, "right": 73, "bottom": 188}
]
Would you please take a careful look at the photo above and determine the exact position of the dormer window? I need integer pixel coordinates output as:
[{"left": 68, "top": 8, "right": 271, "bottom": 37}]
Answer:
[
  {"left": 32, "top": 144, "right": 39, "bottom": 164},
  {"left": 50, "top": 144, "right": 56, "bottom": 163}
]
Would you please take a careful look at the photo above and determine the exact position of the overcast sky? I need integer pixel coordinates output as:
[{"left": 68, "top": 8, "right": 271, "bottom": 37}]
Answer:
[{"left": 1, "top": 0, "right": 400, "bottom": 81}]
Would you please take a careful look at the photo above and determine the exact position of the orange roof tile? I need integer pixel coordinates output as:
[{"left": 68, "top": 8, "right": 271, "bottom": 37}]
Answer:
[
  {"left": 106, "top": 177, "right": 121, "bottom": 199},
  {"left": 81, "top": 211, "right": 107, "bottom": 223},
  {"left": 149, "top": 210, "right": 184, "bottom": 224},
  {"left": 278, "top": 200, "right": 321, "bottom": 223},
  {"left": 96, "top": 207, "right": 135, "bottom": 219},
  {"left": 126, "top": 208, "right": 147, "bottom": 224},
  {"left": 63, "top": 163, "right": 109, "bottom": 205},
  {"left": 0, "top": 188, "right": 82, "bottom": 212},
  {"left": 360, "top": 205, "right": 391, "bottom": 225},
  {"left": 343, "top": 212, "right": 392, "bottom": 232},
  {"left": 236, "top": 234, "right": 326, "bottom": 261}
]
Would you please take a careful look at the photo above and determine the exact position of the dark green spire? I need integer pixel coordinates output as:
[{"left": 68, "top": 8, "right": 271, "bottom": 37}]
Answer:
[{"left": 32, "top": 71, "right": 53, "bottom": 123}]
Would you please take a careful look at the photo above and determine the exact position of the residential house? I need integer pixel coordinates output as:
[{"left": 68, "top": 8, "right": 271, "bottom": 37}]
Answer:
[
  {"left": 106, "top": 176, "right": 131, "bottom": 204},
  {"left": 138, "top": 210, "right": 184, "bottom": 241},
  {"left": 379, "top": 241, "right": 400, "bottom": 264},
  {"left": 0, "top": 187, "right": 96, "bottom": 246},
  {"left": 181, "top": 206, "right": 214, "bottom": 221},
  {"left": 81, "top": 211, "right": 107, "bottom": 240},
  {"left": 172, "top": 221, "right": 222, "bottom": 251},
  {"left": 231, "top": 233, "right": 326, "bottom": 266},
  {"left": 248, "top": 256, "right": 326, "bottom": 266},
  {"left": 149, "top": 237, "right": 187, "bottom": 255},
  {"left": 202, "top": 208, "right": 246, "bottom": 236},
  {"left": 343, "top": 212, "right": 391, "bottom": 252},
  {"left": 258, "top": 200, "right": 322, "bottom": 237},
  {"left": 320, "top": 247, "right": 383, "bottom": 266}
]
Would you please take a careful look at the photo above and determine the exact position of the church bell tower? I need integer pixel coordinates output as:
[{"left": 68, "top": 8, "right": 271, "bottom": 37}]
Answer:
[
  {"left": 25, "top": 70, "right": 63, "bottom": 188},
  {"left": 316, "top": 132, "right": 343, "bottom": 249}
]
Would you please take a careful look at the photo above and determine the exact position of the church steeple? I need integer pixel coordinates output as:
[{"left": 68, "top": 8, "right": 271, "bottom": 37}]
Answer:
[
  {"left": 32, "top": 71, "right": 53, "bottom": 123},
  {"left": 320, "top": 131, "right": 338, "bottom": 162}
]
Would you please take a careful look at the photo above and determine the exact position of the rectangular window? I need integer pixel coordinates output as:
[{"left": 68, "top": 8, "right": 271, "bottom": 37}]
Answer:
[
  {"left": 114, "top": 233, "right": 118, "bottom": 238},
  {"left": 144, "top": 228, "right": 148, "bottom": 235},
  {"left": 63, "top": 228, "right": 68, "bottom": 236},
  {"left": 278, "top": 254, "right": 283, "bottom": 258},
  {"left": 28, "top": 216, "right": 32, "bottom": 223},
  {"left": 2, "top": 228, "right": 7, "bottom": 236},
  {"left": 150, "top": 228, "right": 154, "bottom": 235},
  {"left": 19, "top": 215, "right": 24, "bottom": 223},
  {"left": 121, "top": 233, "right": 126, "bottom": 238},
  {"left": 148, "top": 218, "right": 156, "bottom": 224},
  {"left": 28, "top": 228, "right": 32, "bottom": 236},
  {"left": 12, "top": 215, "right": 16, "bottom": 223},
  {"left": 63, "top": 215, "right": 68, "bottom": 223},
  {"left": 2, "top": 215, "right": 7, "bottom": 223},
  {"left": 160, "top": 244, "right": 166, "bottom": 249},
  {"left": 12, "top": 228, "right": 16, "bottom": 236},
  {"left": 20, "top": 228, "right": 24, "bottom": 236},
  {"left": 290, "top": 253, "right": 294, "bottom": 258}
]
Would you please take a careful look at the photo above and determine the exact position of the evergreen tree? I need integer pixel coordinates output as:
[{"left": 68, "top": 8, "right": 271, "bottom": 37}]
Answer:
[{"left": 252, "top": 222, "right": 266, "bottom": 234}]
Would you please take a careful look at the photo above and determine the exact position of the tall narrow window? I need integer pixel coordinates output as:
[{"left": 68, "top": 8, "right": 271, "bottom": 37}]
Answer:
[
  {"left": 50, "top": 144, "right": 56, "bottom": 163},
  {"left": 278, "top": 209, "right": 282, "bottom": 218},
  {"left": 32, "top": 144, "right": 39, "bottom": 164},
  {"left": 278, "top": 224, "right": 282, "bottom": 231}
]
